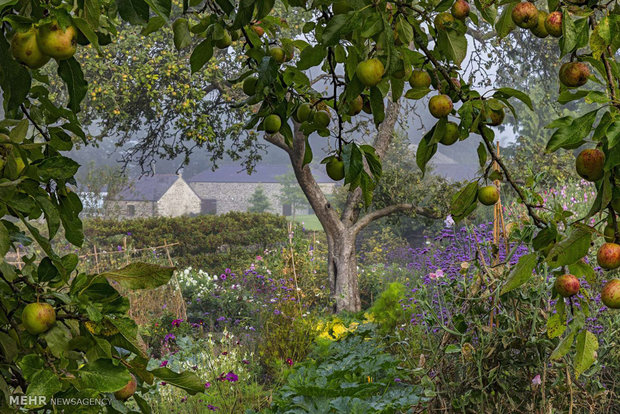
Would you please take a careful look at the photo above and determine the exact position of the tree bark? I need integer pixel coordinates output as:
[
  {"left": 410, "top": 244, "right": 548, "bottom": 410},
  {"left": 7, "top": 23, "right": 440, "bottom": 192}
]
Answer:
[{"left": 264, "top": 101, "right": 439, "bottom": 312}]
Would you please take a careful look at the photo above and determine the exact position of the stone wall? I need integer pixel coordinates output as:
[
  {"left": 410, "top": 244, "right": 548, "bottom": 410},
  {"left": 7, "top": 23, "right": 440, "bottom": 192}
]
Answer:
[
  {"left": 189, "top": 182, "right": 336, "bottom": 215},
  {"left": 157, "top": 178, "right": 201, "bottom": 216},
  {"left": 105, "top": 200, "right": 155, "bottom": 219}
]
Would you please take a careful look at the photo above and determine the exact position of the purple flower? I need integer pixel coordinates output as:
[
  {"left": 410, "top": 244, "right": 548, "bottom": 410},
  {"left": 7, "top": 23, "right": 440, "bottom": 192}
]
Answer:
[
  {"left": 163, "top": 333, "right": 175, "bottom": 342},
  {"left": 225, "top": 268, "right": 231, "bottom": 274},
  {"left": 224, "top": 371, "right": 238, "bottom": 382},
  {"left": 205, "top": 382, "right": 211, "bottom": 388},
  {"left": 160, "top": 360, "right": 168, "bottom": 367},
  {"left": 172, "top": 319, "right": 183, "bottom": 327},
  {"left": 207, "top": 405, "right": 218, "bottom": 411},
  {"left": 273, "top": 309, "right": 281, "bottom": 315},
  {"left": 220, "top": 274, "right": 227, "bottom": 280},
  {"left": 394, "top": 378, "right": 402, "bottom": 383}
]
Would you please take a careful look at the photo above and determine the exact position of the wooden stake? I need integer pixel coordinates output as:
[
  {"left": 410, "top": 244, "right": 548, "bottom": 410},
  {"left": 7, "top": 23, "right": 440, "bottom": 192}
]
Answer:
[
  {"left": 16, "top": 247, "right": 22, "bottom": 270},
  {"left": 93, "top": 245, "right": 100, "bottom": 273}
]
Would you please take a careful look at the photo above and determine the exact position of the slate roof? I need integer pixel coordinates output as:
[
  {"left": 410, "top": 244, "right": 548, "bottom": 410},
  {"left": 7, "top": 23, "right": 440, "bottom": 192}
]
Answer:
[
  {"left": 189, "top": 164, "right": 333, "bottom": 183},
  {"left": 115, "top": 174, "right": 180, "bottom": 201}
]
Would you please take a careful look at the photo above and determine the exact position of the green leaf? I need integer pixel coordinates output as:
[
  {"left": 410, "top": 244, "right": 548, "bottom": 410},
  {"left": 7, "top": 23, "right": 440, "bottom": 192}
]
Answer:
[
  {"left": 547, "top": 299, "right": 567, "bottom": 338},
  {"left": 546, "top": 109, "right": 599, "bottom": 152},
  {"left": 106, "top": 316, "right": 147, "bottom": 358},
  {"left": 416, "top": 132, "right": 437, "bottom": 176},
  {"left": 495, "top": 3, "right": 517, "bottom": 39},
  {"left": 477, "top": 142, "right": 487, "bottom": 168},
  {"left": 149, "top": 367, "right": 205, "bottom": 394},
  {"left": 57, "top": 58, "right": 87, "bottom": 113},
  {"left": 494, "top": 87, "right": 533, "bottom": 111},
  {"left": 405, "top": 88, "right": 431, "bottom": 100},
  {"left": 451, "top": 181, "right": 478, "bottom": 217},
  {"left": 0, "top": 331, "right": 17, "bottom": 362},
  {"left": 43, "top": 325, "right": 71, "bottom": 358},
  {"left": 437, "top": 30, "right": 467, "bottom": 66},
  {"left": 560, "top": 9, "right": 577, "bottom": 56},
  {"left": 141, "top": 16, "right": 166, "bottom": 36},
  {"left": 172, "top": 18, "right": 191, "bottom": 50},
  {"left": 116, "top": 0, "right": 149, "bottom": 24},
  {"left": 568, "top": 261, "right": 596, "bottom": 285},
  {"left": 0, "top": 221, "right": 9, "bottom": 257},
  {"left": 84, "top": 0, "right": 101, "bottom": 28},
  {"left": 558, "top": 90, "right": 589, "bottom": 104},
  {"left": 606, "top": 120, "right": 620, "bottom": 149},
  {"left": 574, "top": 330, "right": 598, "bottom": 379},
  {"left": 37, "top": 257, "right": 59, "bottom": 282},
  {"left": 99, "top": 262, "right": 175, "bottom": 289},
  {"left": 37, "top": 156, "right": 80, "bottom": 181},
  {"left": 144, "top": 0, "right": 171, "bottom": 19},
  {"left": 369, "top": 86, "right": 385, "bottom": 124},
  {"left": 546, "top": 227, "right": 593, "bottom": 268},
  {"left": 73, "top": 359, "right": 131, "bottom": 392},
  {"left": 550, "top": 331, "right": 575, "bottom": 360},
  {"left": 72, "top": 17, "right": 101, "bottom": 52},
  {"left": 297, "top": 45, "right": 326, "bottom": 70},
  {"left": 26, "top": 370, "right": 62, "bottom": 404},
  {"left": 501, "top": 253, "right": 538, "bottom": 295},
  {"left": 0, "top": 31, "right": 31, "bottom": 112},
  {"left": 190, "top": 39, "right": 213, "bottom": 73},
  {"left": 231, "top": 0, "right": 255, "bottom": 29}
]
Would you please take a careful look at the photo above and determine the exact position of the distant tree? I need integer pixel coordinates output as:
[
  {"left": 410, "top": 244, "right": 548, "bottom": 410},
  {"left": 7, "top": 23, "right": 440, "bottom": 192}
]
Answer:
[
  {"left": 248, "top": 186, "right": 271, "bottom": 213},
  {"left": 78, "top": 161, "right": 129, "bottom": 217},
  {"left": 276, "top": 172, "right": 308, "bottom": 217}
]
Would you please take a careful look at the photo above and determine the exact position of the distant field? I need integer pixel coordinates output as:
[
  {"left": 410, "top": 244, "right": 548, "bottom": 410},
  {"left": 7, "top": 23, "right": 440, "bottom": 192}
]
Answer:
[{"left": 290, "top": 214, "right": 323, "bottom": 231}]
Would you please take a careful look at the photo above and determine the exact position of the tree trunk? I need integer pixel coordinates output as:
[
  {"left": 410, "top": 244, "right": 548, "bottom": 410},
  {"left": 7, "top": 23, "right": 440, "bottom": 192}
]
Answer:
[{"left": 327, "top": 230, "right": 361, "bottom": 312}]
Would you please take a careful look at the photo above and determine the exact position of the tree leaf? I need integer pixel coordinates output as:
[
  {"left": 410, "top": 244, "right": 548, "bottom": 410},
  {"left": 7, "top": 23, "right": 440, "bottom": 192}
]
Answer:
[
  {"left": 0, "top": 31, "right": 31, "bottom": 112},
  {"left": 495, "top": 3, "right": 516, "bottom": 39},
  {"left": 116, "top": 0, "right": 149, "bottom": 24},
  {"left": 190, "top": 39, "right": 213, "bottom": 73},
  {"left": 37, "top": 156, "right": 80, "bottom": 181},
  {"left": 172, "top": 18, "right": 191, "bottom": 50},
  {"left": 494, "top": 87, "right": 533, "bottom": 111},
  {"left": 297, "top": 45, "right": 326, "bottom": 70},
  {"left": 57, "top": 58, "right": 88, "bottom": 113},
  {"left": 547, "top": 298, "right": 567, "bottom": 338},
  {"left": 26, "top": 370, "right": 62, "bottom": 404},
  {"left": 574, "top": 330, "right": 598, "bottom": 379},
  {"left": 437, "top": 30, "right": 467, "bottom": 66},
  {"left": 73, "top": 358, "right": 131, "bottom": 392},
  {"left": 99, "top": 262, "right": 175, "bottom": 290},
  {"left": 546, "top": 226, "right": 593, "bottom": 268},
  {"left": 550, "top": 331, "right": 575, "bottom": 360},
  {"left": 501, "top": 253, "right": 538, "bottom": 295},
  {"left": 149, "top": 367, "right": 205, "bottom": 394},
  {"left": 144, "top": 0, "right": 171, "bottom": 19}
]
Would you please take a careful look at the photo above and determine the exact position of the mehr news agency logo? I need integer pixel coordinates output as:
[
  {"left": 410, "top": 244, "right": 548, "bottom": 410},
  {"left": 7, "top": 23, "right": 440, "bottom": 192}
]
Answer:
[{"left": 9, "top": 394, "right": 110, "bottom": 407}]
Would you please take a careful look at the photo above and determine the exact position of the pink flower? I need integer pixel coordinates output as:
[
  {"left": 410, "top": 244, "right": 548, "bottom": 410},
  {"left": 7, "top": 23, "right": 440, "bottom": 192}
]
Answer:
[
  {"left": 532, "top": 374, "right": 541, "bottom": 385},
  {"left": 160, "top": 360, "right": 168, "bottom": 367},
  {"left": 205, "top": 382, "right": 211, "bottom": 388},
  {"left": 256, "top": 255, "right": 263, "bottom": 261},
  {"left": 429, "top": 269, "right": 445, "bottom": 280}
]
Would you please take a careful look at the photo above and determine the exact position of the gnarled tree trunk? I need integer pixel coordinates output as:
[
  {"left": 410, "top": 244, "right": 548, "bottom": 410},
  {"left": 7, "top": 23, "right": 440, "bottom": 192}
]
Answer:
[{"left": 265, "top": 101, "right": 439, "bottom": 312}]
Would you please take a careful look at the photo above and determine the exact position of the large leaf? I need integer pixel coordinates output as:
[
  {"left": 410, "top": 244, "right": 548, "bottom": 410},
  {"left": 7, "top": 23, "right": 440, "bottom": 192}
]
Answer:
[
  {"left": 172, "top": 18, "right": 191, "bottom": 50},
  {"left": 546, "top": 227, "right": 592, "bottom": 268},
  {"left": 116, "top": 0, "right": 149, "bottom": 24},
  {"left": 0, "top": 31, "right": 31, "bottom": 112},
  {"left": 57, "top": 58, "right": 88, "bottom": 113},
  {"left": 190, "top": 39, "right": 213, "bottom": 73},
  {"left": 437, "top": 30, "right": 467, "bottom": 66},
  {"left": 144, "top": 0, "right": 171, "bottom": 19},
  {"left": 574, "top": 330, "right": 598, "bottom": 379},
  {"left": 73, "top": 358, "right": 131, "bottom": 392},
  {"left": 495, "top": 3, "right": 516, "bottom": 39},
  {"left": 26, "top": 370, "right": 62, "bottom": 403},
  {"left": 149, "top": 367, "right": 205, "bottom": 394},
  {"left": 550, "top": 331, "right": 575, "bottom": 360},
  {"left": 500, "top": 253, "right": 538, "bottom": 295},
  {"left": 99, "top": 262, "right": 175, "bottom": 289}
]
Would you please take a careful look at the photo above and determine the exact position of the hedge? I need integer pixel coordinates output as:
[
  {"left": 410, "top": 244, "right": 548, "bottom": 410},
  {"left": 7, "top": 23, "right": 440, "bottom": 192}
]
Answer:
[{"left": 82, "top": 212, "right": 289, "bottom": 272}]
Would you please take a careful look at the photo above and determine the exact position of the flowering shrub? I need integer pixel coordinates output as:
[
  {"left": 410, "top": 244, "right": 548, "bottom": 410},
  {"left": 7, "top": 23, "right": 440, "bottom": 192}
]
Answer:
[
  {"left": 145, "top": 328, "right": 268, "bottom": 412},
  {"left": 372, "top": 222, "right": 619, "bottom": 412}
]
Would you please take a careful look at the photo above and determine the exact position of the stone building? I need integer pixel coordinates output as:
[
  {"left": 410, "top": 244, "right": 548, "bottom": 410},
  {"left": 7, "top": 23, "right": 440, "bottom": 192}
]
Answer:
[
  {"left": 106, "top": 165, "right": 336, "bottom": 218},
  {"left": 106, "top": 174, "right": 201, "bottom": 218},
  {"left": 188, "top": 164, "right": 336, "bottom": 215}
]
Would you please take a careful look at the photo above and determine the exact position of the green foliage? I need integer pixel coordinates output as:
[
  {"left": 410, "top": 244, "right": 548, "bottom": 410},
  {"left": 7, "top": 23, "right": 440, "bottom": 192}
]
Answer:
[
  {"left": 368, "top": 282, "right": 407, "bottom": 334},
  {"left": 269, "top": 327, "right": 430, "bottom": 413},
  {"left": 82, "top": 212, "right": 288, "bottom": 271}
]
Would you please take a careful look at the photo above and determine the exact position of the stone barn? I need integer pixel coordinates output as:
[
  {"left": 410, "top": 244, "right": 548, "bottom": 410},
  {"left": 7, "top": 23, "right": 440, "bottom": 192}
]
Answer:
[
  {"left": 188, "top": 164, "right": 336, "bottom": 215},
  {"left": 106, "top": 174, "right": 202, "bottom": 218}
]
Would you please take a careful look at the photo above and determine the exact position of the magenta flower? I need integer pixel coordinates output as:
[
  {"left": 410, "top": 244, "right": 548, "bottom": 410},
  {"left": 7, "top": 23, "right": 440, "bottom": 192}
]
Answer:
[
  {"left": 160, "top": 360, "right": 168, "bottom": 367},
  {"left": 205, "top": 382, "right": 211, "bottom": 388},
  {"left": 171, "top": 319, "right": 183, "bottom": 327},
  {"left": 286, "top": 358, "right": 293, "bottom": 366},
  {"left": 225, "top": 371, "right": 238, "bottom": 382}
]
